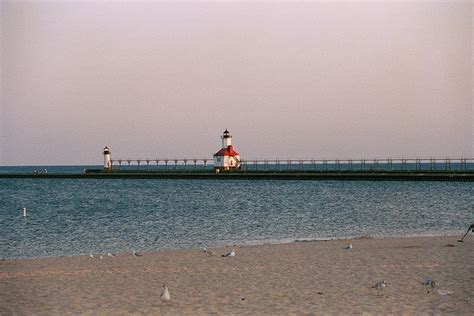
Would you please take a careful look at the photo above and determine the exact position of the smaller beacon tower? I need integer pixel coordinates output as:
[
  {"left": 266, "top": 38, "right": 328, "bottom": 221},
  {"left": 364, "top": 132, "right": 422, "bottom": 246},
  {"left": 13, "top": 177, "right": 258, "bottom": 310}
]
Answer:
[
  {"left": 213, "top": 129, "right": 241, "bottom": 171},
  {"left": 103, "top": 146, "right": 112, "bottom": 170}
]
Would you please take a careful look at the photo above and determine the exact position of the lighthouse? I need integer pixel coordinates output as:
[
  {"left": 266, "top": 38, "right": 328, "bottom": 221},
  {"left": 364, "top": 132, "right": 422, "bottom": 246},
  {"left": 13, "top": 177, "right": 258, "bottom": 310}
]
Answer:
[
  {"left": 213, "top": 129, "right": 241, "bottom": 171},
  {"left": 103, "top": 146, "right": 112, "bottom": 170}
]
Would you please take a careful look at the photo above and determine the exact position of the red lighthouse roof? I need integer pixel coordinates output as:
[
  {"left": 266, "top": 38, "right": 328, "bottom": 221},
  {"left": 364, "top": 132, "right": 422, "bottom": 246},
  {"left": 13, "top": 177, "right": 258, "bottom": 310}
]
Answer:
[{"left": 213, "top": 145, "right": 240, "bottom": 157}]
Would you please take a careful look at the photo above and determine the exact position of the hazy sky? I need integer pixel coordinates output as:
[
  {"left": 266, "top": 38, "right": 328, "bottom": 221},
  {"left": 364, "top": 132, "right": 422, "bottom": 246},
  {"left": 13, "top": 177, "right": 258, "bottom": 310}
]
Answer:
[{"left": 1, "top": 1, "right": 472, "bottom": 165}]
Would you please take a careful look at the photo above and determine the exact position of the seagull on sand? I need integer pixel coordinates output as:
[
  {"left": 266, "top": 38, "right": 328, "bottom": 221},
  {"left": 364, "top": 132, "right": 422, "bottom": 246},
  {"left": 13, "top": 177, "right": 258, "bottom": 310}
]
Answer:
[
  {"left": 344, "top": 243, "right": 353, "bottom": 250},
  {"left": 133, "top": 250, "right": 142, "bottom": 257},
  {"left": 160, "top": 284, "right": 171, "bottom": 303},
  {"left": 89, "top": 253, "right": 95, "bottom": 258},
  {"left": 423, "top": 278, "right": 436, "bottom": 289},
  {"left": 107, "top": 252, "right": 115, "bottom": 258},
  {"left": 372, "top": 281, "right": 386, "bottom": 289},
  {"left": 201, "top": 247, "right": 216, "bottom": 256},
  {"left": 222, "top": 249, "right": 236, "bottom": 257}
]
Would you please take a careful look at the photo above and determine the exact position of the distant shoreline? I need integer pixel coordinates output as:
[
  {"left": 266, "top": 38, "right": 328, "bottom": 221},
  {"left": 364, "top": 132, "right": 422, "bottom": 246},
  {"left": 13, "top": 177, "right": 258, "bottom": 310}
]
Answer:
[
  {"left": 2, "top": 233, "right": 465, "bottom": 261},
  {"left": 1, "top": 170, "right": 473, "bottom": 181}
]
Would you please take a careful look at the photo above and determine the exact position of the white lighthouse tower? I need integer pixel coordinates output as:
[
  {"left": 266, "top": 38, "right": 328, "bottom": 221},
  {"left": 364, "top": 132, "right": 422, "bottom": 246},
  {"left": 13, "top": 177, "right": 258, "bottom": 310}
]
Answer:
[
  {"left": 213, "top": 129, "right": 241, "bottom": 171},
  {"left": 103, "top": 146, "right": 112, "bottom": 170},
  {"left": 222, "top": 129, "right": 232, "bottom": 147}
]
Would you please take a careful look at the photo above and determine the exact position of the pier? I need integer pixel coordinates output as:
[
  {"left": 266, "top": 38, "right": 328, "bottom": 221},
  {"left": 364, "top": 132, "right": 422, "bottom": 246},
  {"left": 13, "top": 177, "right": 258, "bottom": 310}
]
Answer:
[
  {"left": 60, "top": 133, "right": 473, "bottom": 181},
  {"left": 1, "top": 157, "right": 473, "bottom": 181},
  {"left": 105, "top": 157, "right": 474, "bottom": 173},
  {"left": 1, "top": 170, "right": 473, "bottom": 181}
]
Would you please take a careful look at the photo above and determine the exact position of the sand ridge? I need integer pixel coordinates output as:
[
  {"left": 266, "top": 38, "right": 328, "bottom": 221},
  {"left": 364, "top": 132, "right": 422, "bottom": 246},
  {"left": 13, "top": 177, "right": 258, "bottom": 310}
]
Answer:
[{"left": 1, "top": 235, "right": 473, "bottom": 314}]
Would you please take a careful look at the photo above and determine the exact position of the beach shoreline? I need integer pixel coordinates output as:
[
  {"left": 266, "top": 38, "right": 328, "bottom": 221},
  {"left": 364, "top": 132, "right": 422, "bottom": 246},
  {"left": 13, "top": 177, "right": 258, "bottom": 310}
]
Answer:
[{"left": 1, "top": 235, "right": 473, "bottom": 314}]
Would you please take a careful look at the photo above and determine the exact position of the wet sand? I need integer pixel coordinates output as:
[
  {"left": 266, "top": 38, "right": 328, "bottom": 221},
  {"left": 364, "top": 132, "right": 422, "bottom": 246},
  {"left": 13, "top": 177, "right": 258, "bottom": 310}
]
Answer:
[{"left": 1, "top": 235, "right": 473, "bottom": 315}]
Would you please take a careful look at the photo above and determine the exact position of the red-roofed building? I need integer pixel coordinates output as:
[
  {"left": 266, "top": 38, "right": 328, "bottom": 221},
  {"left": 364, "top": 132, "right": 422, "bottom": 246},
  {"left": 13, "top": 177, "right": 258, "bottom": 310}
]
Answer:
[{"left": 213, "top": 129, "right": 241, "bottom": 171}]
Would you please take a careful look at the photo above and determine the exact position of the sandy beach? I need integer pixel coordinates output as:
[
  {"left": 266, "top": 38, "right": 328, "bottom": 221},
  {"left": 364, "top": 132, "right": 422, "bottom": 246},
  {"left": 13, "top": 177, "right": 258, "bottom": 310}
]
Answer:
[{"left": 1, "top": 235, "right": 473, "bottom": 315}]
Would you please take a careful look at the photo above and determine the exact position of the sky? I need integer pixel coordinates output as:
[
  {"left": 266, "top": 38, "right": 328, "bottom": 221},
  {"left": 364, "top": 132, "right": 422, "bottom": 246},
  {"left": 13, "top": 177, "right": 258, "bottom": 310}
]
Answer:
[{"left": 1, "top": 1, "right": 472, "bottom": 165}]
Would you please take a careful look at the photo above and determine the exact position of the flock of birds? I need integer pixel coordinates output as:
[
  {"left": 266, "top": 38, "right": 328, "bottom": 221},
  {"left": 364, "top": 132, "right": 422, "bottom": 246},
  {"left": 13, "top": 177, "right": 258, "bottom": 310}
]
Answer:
[
  {"left": 88, "top": 252, "right": 116, "bottom": 259},
  {"left": 85, "top": 247, "right": 237, "bottom": 304}
]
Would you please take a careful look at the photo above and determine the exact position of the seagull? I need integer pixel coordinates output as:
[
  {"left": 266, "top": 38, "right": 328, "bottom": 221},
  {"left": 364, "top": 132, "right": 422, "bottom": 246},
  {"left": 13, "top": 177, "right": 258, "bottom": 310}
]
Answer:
[
  {"left": 107, "top": 252, "right": 115, "bottom": 258},
  {"left": 222, "top": 249, "right": 236, "bottom": 257},
  {"left": 437, "top": 289, "right": 453, "bottom": 296},
  {"left": 133, "top": 250, "right": 142, "bottom": 257},
  {"left": 422, "top": 278, "right": 437, "bottom": 291},
  {"left": 99, "top": 255, "right": 103, "bottom": 260},
  {"left": 344, "top": 243, "right": 353, "bottom": 250},
  {"left": 202, "top": 247, "right": 216, "bottom": 256},
  {"left": 89, "top": 253, "right": 95, "bottom": 258},
  {"left": 160, "top": 284, "right": 171, "bottom": 303},
  {"left": 372, "top": 281, "right": 386, "bottom": 289}
]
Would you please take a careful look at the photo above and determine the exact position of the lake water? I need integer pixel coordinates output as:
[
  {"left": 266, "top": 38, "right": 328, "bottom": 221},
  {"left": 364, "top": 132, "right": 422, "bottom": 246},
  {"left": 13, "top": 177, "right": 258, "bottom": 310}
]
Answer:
[{"left": 1, "top": 166, "right": 472, "bottom": 259}]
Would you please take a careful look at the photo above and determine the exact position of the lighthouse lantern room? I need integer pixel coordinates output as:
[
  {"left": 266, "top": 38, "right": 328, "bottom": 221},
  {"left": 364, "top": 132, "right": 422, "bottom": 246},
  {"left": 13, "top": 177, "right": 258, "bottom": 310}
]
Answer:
[
  {"left": 213, "top": 129, "right": 241, "bottom": 171},
  {"left": 103, "top": 146, "right": 112, "bottom": 170}
]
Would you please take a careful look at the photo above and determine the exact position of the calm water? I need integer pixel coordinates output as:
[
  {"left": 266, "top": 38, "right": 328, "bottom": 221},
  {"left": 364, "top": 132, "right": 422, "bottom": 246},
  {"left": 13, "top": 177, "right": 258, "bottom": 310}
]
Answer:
[{"left": 1, "top": 166, "right": 473, "bottom": 259}]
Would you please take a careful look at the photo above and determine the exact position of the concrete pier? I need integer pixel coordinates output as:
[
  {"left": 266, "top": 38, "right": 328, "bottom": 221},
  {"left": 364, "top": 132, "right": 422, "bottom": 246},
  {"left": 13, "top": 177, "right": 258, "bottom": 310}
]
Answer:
[{"left": 1, "top": 170, "right": 473, "bottom": 181}]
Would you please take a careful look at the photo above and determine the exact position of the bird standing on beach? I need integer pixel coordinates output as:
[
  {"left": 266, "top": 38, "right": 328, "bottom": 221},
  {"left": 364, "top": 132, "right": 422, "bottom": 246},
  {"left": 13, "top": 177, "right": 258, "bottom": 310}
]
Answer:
[
  {"left": 202, "top": 247, "right": 217, "bottom": 256},
  {"left": 344, "top": 243, "right": 353, "bottom": 250},
  {"left": 160, "top": 284, "right": 171, "bottom": 303},
  {"left": 107, "top": 252, "right": 115, "bottom": 258},
  {"left": 89, "top": 253, "right": 95, "bottom": 258},
  {"left": 422, "top": 278, "right": 437, "bottom": 293},
  {"left": 372, "top": 281, "right": 386, "bottom": 289},
  {"left": 133, "top": 250, "right": 142, "bottom": 257},
  {"left": 422, "top": 278, "right": 436, "bottom": 288},
  {"left": 222, "top": 249, "right": 236, "bottom": 257}
]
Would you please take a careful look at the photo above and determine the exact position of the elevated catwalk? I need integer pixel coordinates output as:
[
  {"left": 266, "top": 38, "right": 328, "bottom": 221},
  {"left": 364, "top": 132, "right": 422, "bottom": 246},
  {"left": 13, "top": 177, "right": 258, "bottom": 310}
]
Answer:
[{"left": 107, "top": 157, "right": 473, "bottom": 172}]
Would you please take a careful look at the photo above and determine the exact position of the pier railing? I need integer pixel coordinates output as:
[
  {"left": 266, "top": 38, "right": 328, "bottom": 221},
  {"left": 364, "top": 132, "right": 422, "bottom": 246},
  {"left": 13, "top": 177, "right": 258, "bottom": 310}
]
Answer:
[
  {"left": 109, "top": 158, "right": 212, "bottom": 171},
  {"left": 240, "top": 158, "right": 474, "bottom": 172},
  {"left": 108, "top": 157, "right": 474, "bottom": 172}
]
